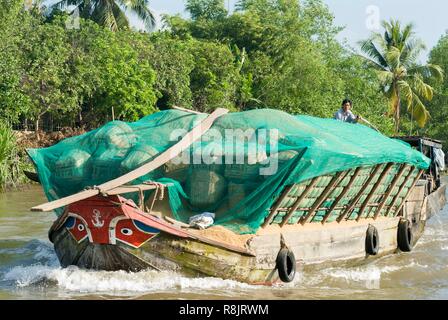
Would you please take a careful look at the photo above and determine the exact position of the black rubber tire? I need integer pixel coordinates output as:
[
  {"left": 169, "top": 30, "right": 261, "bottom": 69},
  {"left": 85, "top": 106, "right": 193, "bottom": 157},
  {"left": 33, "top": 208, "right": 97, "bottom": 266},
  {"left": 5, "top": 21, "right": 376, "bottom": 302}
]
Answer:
[
  {"left": 276, "top": 248, "right": 296, "bottom": 283},
  {"left": 365, "top": 225, "right": 379, "bottom": 255},
  {"left": 397, "top": 219, "right": 413, "bottom": 252}
]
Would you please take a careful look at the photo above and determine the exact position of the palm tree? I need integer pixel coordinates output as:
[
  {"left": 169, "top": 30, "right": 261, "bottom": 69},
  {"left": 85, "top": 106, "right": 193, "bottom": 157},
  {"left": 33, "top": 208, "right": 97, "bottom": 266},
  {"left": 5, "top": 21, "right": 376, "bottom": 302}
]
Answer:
[
  {"left": 50, "top": 0, "right": 156, "bottom": 32},
  {"left": 359, "top": 20, "right": 443, "bottom": 134}
]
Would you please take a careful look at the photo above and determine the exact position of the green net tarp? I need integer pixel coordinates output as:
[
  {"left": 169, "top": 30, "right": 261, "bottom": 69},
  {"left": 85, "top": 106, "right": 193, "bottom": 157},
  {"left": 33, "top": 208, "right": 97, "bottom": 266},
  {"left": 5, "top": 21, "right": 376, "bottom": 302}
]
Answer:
[{"left": 28, "top": 109, "right": 430, "bottom": 234}]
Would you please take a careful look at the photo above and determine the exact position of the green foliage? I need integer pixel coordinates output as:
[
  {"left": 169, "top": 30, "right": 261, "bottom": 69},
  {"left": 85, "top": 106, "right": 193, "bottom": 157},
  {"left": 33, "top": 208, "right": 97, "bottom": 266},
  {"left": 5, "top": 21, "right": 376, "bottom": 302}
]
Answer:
[
  {"left": 20, "top": 19, "right": 76, "bottom": 127},
  {"left": 0, "top": 121, "right": 20, "bottom": 190},
  {"left": 427, "top": 32, "right": 448, "bottom": 145},
  {"left": 49, "top": 0, "right": 156, "bottom": 32},
  {"left": 189, "top": 40, "right": 240, "bottom": 112},
  {"left": 0, "top": 0, "right": 441, "bottom": 143},
  {"left": 0, "top": 0, "right": 32, "bottom": 123},
  {"left": 359, "top": 19, "right": 443, "bottom": 133},
  {"left": 186, "top": 0, "right": 228, "bottom": 21},
  {"left": 86, "top": 26, "right": 158, "bottom": 122},
  {"left": 147, "top": 33, "right": 195, "bottom": 108}
]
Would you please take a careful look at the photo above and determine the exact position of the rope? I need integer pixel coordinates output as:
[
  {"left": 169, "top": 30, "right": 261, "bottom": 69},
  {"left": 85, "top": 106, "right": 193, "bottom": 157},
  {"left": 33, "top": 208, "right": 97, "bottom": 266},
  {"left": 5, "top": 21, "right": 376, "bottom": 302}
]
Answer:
[{"left": 143, "top": 181, "right": 165, "bottom": 214}]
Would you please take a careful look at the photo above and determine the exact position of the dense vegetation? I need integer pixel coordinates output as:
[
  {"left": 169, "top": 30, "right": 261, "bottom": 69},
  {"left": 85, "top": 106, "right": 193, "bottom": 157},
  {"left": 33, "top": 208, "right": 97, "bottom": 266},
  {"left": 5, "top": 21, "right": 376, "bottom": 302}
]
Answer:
[{"left": 0, "top": 0, "right": 447, "bottom": 190}]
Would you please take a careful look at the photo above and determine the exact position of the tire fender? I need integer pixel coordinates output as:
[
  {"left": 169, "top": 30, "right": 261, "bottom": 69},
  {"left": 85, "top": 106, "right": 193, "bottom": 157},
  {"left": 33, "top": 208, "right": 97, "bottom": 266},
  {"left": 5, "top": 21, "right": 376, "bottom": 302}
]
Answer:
[
  {"left": 365, "top": 225, "right": 379, "bottom": 255},
  {"left": 397, "top": 219, "right": 413, "bottom": 252},
  {"left": 276, "top": 248, "right": 296, "bottom": 283}
]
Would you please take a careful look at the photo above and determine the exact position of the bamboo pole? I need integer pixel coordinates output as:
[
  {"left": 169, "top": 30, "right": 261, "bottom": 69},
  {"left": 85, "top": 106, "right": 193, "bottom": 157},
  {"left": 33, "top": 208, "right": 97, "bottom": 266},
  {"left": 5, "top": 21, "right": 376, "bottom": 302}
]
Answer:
[
  {"left": 262, "top": 185, "right": 295, "bottom": 228},
  {"left": 355, "top": 163, "right": 394, "bottom": 221},
  {"left": 373, "top": 164, "right": 408, "bottom": 220},
  {"left": 384, "top": 167, "right": 416, "bottom": 217},
  {"left": 280, "top": 177, "right": 319, "bottom": 227},
  {"left": 31, "top": 108, "right": 229, "bottom": 212},
  {"left": 321, "top": 167, "right": 361, "bottom": 224},
  {"left": 337, "top": 165, "right": 382, "bottom": 223},
  {"left": 393, "top": 169, "right": 424, "bottom": 217},
  {"left": 300, "top": 171, "right": 346, "bottom": 225},
  {"left": 105, "top": 183, "right": 173, "bottom": 196},
  {"left": 171, "top": 106, "right": 205, "bottom": 114}
]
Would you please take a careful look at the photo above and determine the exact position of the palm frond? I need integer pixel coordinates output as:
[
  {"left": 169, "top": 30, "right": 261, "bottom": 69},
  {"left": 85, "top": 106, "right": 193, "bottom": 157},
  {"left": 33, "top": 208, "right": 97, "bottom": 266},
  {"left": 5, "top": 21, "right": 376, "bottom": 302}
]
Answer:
[
  {"left": 385, "top": 46, "right": 401, "bottom": 70},
  {"left": 409, "top": 74, "right": 434, "bottom": 101},
  {"left": 111, "top": 0, "right": 130, "bottom": 29},
  {"left": 397, "top": 79, "right": 413, "bottom": 108},
  {"left": 358, "top": 37, "right": 388, "bottom": 69},
  {"left": 409, "top": 94, "right": 430, "bottom": 128},
  {"left": 91, "top": 0, "right": 118, "bottom": 31},
  {"left": 375, "top": 70, "right": 394, "bottom": 86},
  {"left": 408, "top": 64, "right": 444, "bottom": 82},
  {"left": 49, "top": 0, "right": 84, "bottom": 11},
  {"left": 400, "top": 38, "right": 425, "bottom": 67},
  {"left": 117, "top": 0, "right": 155, "bottom": 31}
]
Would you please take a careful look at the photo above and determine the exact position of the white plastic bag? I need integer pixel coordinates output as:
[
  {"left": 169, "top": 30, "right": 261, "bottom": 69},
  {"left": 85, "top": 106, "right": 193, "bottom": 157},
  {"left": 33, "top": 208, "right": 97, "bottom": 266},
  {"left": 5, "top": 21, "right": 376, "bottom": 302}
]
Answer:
[{"left": 189, "top": 212, "right": 215, "bottom": 229}]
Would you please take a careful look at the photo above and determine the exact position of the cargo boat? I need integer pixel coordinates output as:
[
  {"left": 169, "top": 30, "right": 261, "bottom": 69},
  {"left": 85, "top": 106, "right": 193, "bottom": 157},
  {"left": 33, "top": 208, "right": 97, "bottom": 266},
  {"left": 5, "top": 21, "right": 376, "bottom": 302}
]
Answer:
[{"left": 28, "top": 108, "right": 447, "bottom": 285}]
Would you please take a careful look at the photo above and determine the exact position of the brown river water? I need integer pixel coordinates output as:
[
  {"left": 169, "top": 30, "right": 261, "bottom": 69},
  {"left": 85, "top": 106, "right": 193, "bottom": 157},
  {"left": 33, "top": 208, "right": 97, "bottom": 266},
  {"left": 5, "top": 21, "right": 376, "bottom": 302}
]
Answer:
[{"left": 1, "top": 184, "right": 448, "bottom": 300}]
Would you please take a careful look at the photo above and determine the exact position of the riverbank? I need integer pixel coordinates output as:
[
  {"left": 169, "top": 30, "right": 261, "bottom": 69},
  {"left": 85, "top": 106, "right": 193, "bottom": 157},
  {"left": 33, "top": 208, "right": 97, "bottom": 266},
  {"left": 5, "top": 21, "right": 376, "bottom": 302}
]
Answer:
[{"left": 0, "top": 127, "right": 85, "bottom": 192}]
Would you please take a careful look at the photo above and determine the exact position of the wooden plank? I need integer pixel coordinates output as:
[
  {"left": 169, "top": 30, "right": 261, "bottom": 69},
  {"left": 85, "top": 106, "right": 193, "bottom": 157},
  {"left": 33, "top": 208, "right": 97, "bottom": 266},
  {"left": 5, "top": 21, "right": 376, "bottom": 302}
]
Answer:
[
  {"left": 337, "top": 164, "right": 382, "bottom": 223},
  {"left": 31, "top": 108, "right": 229, "bottom": 212},
  {"left": 280, "top": 177, "right": 320, "bottom": 227},
  {"left": 355, "top": 163, "right": 394, "bottom": 221},
  {"left": 300, "top": 171, "right": 347, "bottom": 225},
  {"left": 262, "top": 185, "right": 295, "bottom": 228},
  {"left": 171, "top": 105, "right": 204, "bottom": 114},
  {"left": 321, "top": 167, "right": 361, "bottom": 224},
  {"left": 105, "top": 183, "right": 172, "bottom": 196},
  {"left": 373, "top": 164, "right": 408, "bottom": 220},
  {"left": 393, "top": 169, "right": 425, "bottom": 217},
  {"left": 384, "top": 167, "right": 416, "bottom": 217}
]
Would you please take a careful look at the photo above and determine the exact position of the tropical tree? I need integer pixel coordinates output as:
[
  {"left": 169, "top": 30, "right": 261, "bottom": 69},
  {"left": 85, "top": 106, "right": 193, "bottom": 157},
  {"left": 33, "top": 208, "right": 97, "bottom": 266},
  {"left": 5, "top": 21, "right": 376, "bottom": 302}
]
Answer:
[
  {"left": 186, "top": 0, "right": 228, "bottom": 21},
  {"left": 49, "top": 0, "right": 156, "bottom": 31},
  {"left": 426, "top": 32, "right": 448, "bottom": 146},
  {"left": 359, "top": 20, "right": 443, "bottom": 134}
]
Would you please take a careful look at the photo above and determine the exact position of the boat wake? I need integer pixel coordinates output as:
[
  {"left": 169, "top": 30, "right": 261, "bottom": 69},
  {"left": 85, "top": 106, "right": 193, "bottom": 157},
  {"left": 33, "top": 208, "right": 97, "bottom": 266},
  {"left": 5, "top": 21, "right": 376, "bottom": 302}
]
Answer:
[{"left": 0, "top": 240, "right": 259, "bottom": 297}]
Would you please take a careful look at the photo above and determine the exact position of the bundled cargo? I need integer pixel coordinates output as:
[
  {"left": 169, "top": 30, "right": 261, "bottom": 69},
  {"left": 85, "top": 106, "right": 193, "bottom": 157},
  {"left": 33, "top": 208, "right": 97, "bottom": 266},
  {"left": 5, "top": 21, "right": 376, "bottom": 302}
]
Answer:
[
  {"left": 93, "top": 121, "right": 136, "bottom": 150},
  {"left": 52, "top": 149, "right": 91, "bottom": 186},
  {"left": 163, "top": 159, "right": 190, "bottom": 182},
  {"left": 91, "top": 148, "right": 128, "bottom": 183},
  {"left": 120, "top": 145, "right": 160, "bottom": 174},
  {"left": 186, "top": 167, "right": 227, "bottom": 210},
  {"left": 28, "top": 108, "right": 432, "bottom": 234}
]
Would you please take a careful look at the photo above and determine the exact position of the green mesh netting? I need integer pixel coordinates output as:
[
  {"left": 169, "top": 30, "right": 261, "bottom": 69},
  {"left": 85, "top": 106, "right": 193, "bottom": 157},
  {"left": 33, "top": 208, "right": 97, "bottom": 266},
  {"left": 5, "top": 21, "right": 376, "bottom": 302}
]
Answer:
[{"left": 27, "top": 109, "right": 430, "bottom": 234}]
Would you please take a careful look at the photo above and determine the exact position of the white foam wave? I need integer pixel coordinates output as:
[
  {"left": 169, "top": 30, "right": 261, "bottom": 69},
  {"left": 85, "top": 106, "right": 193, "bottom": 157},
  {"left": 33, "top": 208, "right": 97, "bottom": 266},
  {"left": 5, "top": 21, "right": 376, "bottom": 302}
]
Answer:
[
  {"left": 32, "top": 242, "right": 59, "bottom": 265},
  {"left": 3, "top": 265, "right": 257, "bottom": 294}
]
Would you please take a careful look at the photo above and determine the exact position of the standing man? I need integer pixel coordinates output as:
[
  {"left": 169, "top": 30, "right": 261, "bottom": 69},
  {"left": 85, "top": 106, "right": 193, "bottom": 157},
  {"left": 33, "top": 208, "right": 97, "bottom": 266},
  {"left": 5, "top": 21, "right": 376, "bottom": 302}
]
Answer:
[{"left": 334, "top": 99, "right": 359, "bottom": 123}]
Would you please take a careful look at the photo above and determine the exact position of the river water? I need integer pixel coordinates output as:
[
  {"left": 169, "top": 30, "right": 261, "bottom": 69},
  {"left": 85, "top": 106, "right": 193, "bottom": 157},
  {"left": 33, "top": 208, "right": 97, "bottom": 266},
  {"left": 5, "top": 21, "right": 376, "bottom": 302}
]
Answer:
[{"left": 1, "top": 184, "right": 448, "bottom": 300}]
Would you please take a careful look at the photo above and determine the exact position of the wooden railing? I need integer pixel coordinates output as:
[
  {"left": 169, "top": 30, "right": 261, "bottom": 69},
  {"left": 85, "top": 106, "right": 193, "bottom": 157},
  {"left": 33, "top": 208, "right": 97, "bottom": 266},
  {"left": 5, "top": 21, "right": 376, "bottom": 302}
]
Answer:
[{"left": 263, "top": 163, "right": 424, "bottom": 227}]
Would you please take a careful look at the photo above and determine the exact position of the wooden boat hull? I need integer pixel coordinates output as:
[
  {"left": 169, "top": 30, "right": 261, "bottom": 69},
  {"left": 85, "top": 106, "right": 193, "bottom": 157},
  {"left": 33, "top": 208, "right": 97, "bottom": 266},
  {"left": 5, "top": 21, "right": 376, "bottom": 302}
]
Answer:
[{"left": 49, "top": 183, "right": 446, "bottom": 285}]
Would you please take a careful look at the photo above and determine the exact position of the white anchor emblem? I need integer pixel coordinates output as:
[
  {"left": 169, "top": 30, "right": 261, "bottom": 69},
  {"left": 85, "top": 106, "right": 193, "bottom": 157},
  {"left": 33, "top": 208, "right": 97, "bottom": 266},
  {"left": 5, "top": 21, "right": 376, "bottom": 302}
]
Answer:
[{"left": 91, "top": 209, "right": 104, "bottom": 228}]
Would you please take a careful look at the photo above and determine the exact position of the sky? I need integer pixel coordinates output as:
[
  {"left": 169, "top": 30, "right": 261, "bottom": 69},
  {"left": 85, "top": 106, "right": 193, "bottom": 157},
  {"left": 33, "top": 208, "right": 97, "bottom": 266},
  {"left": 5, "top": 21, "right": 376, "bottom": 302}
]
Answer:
[{"left": 141, "top": 0, "right": 448, "bottom": 63}]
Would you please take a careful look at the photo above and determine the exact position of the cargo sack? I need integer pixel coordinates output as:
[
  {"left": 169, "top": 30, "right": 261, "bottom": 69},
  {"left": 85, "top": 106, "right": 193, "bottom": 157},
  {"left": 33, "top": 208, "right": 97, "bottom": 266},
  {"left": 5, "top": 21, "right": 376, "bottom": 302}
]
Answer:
[
  {"left": 186, "top": 168, "right": 227, "bottom": 210},
  {"left": 93, "top": 121, "right": 136, "bottom": 150},
  {"left": 52, "top": 149, "right": 91, "bottom": 185},
  {"left": 120, "top": 145, "right": 160, "bottom": 174},
  {"left": 227, "top": 182, "right": 258, "bottom": 210},
  {"left": 163, "top": 160, "right": 190, "bottom": 183},
  {"left": 91, "top": 148, "right": 128, "bottom": 183}
]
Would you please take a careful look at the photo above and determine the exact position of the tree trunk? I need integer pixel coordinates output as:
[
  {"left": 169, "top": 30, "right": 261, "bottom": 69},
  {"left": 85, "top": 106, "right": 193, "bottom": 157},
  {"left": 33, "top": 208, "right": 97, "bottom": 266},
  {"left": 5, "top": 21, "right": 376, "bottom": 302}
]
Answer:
[
  {"left": 35, "top": 118, "right": 40, "bottom": 142},
  {"left": 394, "top": 84, "right": 401, "bottom": 135}
]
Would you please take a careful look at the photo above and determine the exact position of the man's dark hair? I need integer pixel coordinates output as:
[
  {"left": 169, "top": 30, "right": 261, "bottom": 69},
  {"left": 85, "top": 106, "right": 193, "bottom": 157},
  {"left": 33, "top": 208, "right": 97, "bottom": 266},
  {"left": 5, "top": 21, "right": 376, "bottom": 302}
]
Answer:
[{"left": 342, "top": 99, "right": 352, "bottom": 106}]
